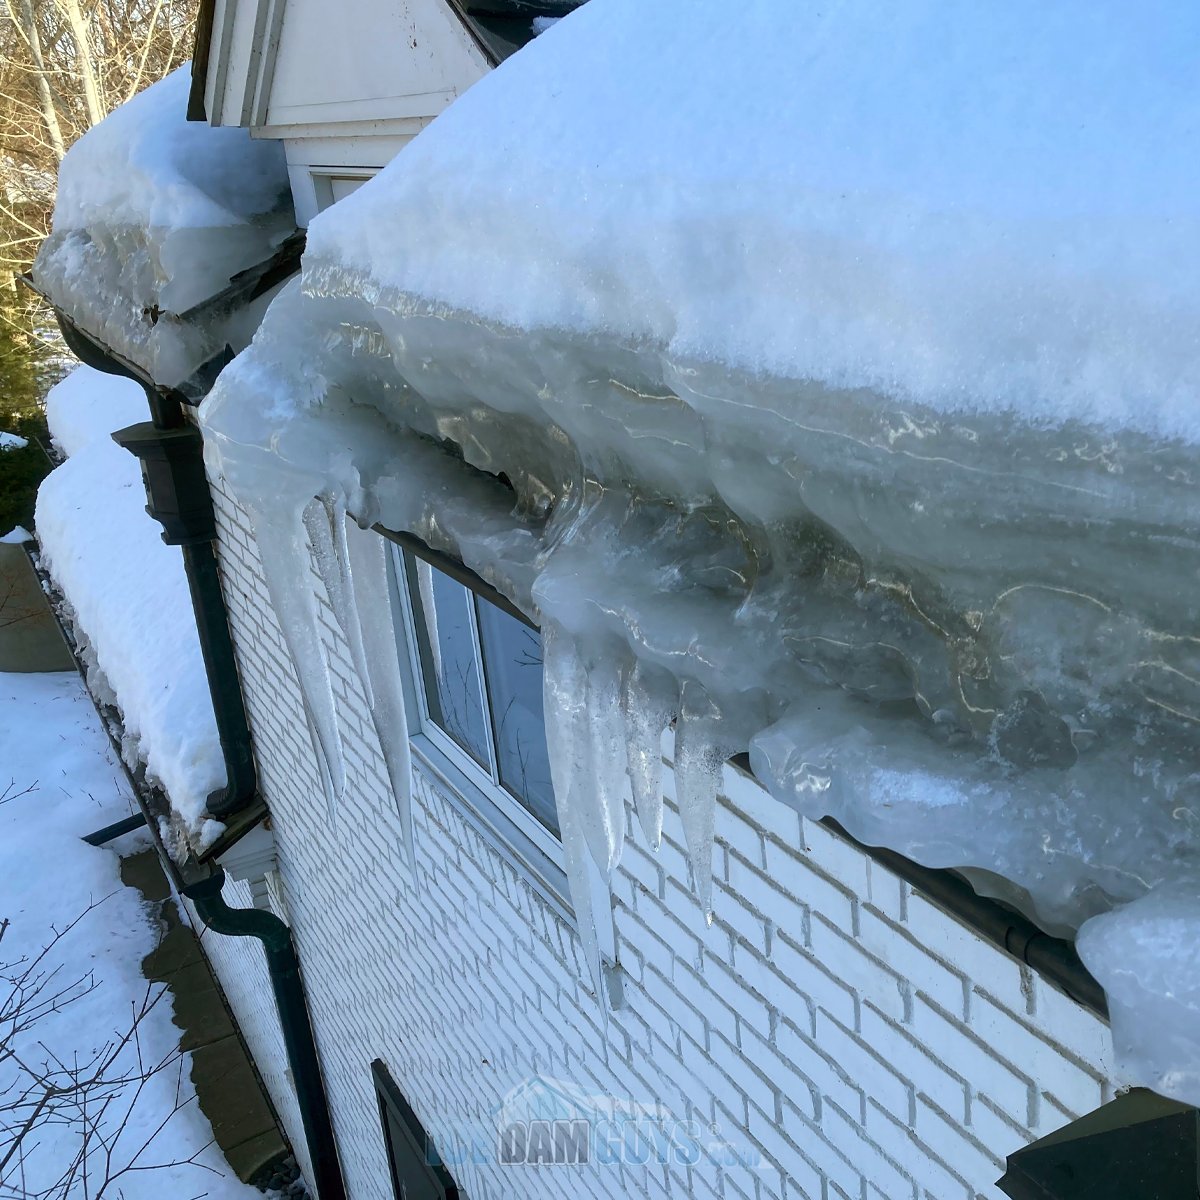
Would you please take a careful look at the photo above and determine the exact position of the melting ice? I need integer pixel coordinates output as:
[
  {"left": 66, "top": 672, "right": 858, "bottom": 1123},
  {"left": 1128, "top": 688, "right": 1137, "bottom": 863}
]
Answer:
[{"left": 199, "top": 0, "right": 1200, "bottom": 1104}]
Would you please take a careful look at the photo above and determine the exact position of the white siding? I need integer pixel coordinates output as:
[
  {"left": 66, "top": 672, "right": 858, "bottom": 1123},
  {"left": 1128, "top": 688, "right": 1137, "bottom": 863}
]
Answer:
[
  {"left": 204, "top": 0, "right": 489, "bottom": 132},
  {"left": 202, "top": 472, "right": 1118, "bottom": 1200}
]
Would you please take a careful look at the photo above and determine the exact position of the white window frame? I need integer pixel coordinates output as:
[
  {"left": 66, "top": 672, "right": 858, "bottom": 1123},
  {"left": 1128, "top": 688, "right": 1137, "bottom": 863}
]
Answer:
[
  {"left": 385, "top": 540, "right": 573, "bottom": 920},
  {"left": 310, "top": 168, "right": 377, "bottom": 212}
]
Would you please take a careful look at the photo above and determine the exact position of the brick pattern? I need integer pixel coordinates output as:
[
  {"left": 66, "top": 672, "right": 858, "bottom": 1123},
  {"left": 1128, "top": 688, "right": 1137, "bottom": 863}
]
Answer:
[{"left": 202, "top": 475, "right": 1117, "bottom": 1200}]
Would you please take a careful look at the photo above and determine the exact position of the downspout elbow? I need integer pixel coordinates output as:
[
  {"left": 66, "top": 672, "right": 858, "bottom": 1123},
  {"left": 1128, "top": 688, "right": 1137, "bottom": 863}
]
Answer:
[{"left": 185, "top": 872, "right": 346, "bottom": 1200}]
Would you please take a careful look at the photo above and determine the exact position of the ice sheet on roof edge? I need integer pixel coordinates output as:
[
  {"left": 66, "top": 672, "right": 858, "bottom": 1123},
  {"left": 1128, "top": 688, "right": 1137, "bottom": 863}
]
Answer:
[
  {"left": 31, "top": 69, "right": 295, "bottom": 389},
  {"left": 201, "top": 269, "right": 1200, "bottom": 1105}
]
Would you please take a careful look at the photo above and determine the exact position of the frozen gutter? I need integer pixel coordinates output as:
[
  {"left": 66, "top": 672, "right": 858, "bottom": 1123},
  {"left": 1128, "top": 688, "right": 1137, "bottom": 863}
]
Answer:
[
  {"left": 391, "top": 524, "right": 1107, "bottom": 1019},
  {"left": 21, "top": 272, "right": 261, "bottom": 823}
]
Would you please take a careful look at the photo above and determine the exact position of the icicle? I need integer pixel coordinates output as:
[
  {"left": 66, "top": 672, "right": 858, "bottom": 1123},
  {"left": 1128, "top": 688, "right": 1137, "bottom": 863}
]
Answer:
[
  {"left": 622, "top": 658, "right": 677, "bottom": 851},
  {"left": 542, "top": 624, "right": 623, "bottom": 1000},
  {"left": 414, "top": 559, "right": 443, "bottom": 677},
  {"left": 585, "top": 650, "right": 633, "bottom": 872},
  {"left": 250, "top": 494, "right": 347, "bottom": 809},
  {"left": 674, "top": 679, "right": 738, "bottom": 920},
  {"left": 303, "top": 494, "right": 374, "bottom": 707},
  {"left": 344, "top": 521, "right": 415, "bottom": 861},
  {"left": 542, "top": 626, "right": 627, "bottom": 876}
]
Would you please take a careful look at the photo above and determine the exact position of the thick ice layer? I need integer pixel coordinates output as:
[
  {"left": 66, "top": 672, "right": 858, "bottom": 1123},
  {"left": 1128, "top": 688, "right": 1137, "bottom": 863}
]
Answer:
[
  {"left": 33, "top": 68, "right": 294, "bottom": 387},
  {"left": 1078, "top": 888, "right": 1200, "bottom": 1104},
  {"left": 201, "top": 0, "right": 1200, "bottom": 1100}
]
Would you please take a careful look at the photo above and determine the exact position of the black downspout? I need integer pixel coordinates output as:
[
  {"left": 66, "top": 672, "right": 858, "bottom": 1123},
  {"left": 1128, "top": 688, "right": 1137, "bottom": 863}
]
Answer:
[
  {"left": 179, "top": 538, "right": 258, "bottom": 817},
  {"left": 53, "top": 310, "right": 256, "bottom": 817},
  {"left": 185, "top": 872, "right": 346, "bottom": 1200},
  {"left": 46, "top": 307, "right": 348, "bottom": 1197},
  {"left": 83, "top": 811, "right": 148, "bottom": 846}
]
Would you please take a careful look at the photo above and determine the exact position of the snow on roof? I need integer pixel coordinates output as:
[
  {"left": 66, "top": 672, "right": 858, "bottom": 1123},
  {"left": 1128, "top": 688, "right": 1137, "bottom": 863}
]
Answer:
[
  {"left": 50, "top": 67, "right": 286, "bottom": 242},
  {"left": 311, "top": 0, "right": 1200, "bottom": 442},
  {"left": 34, "top": 67, "right": 295, "bottom": 387}
]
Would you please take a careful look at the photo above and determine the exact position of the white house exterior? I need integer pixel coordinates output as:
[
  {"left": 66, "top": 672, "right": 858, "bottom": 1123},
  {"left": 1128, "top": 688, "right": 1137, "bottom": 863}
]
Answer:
[
  {"left": 30, "top": 4, "right": 1161, "bottom": 1200},
  {"left": 176, "top": 4, "right": 1121, "bottom": 1200},
  {"left": 199, "top": 458, "right": 1117, "bottom": 1200}
]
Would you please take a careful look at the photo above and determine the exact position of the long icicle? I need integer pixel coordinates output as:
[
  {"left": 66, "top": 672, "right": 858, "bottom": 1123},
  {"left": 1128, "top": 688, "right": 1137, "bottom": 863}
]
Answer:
[
  {"left": 344, "top": 521, "right": 416, "bottom": 861},
  {"left": 251, "top": 494, "right": 347, "bottom": 809},
  {"left": 623, "top": 658, "right": 677, "bottom": 851},
  {"left": 674, "top": 678, "right": 738, "bottom": 921},
  {"left": 304, "top": 494, "right": 374, "bottom": 707}
]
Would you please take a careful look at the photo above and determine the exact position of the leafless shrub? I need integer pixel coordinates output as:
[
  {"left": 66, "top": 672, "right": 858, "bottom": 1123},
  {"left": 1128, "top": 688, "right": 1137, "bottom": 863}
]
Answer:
[{"left": 0, "top": 902, "right": 220, "bottom": 1199}]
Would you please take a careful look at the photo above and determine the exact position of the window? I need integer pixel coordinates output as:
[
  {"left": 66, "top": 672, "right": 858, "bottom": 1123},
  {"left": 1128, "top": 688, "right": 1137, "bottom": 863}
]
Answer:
[
  {"left": 371, "top": 1059, "right": 459, "bottom": 1200},
  {"left": 311, "top": 170, "right": 375, "bottom": 213},
  {"left": 392, "top": 543, "right": 560, "bottom": 849}
]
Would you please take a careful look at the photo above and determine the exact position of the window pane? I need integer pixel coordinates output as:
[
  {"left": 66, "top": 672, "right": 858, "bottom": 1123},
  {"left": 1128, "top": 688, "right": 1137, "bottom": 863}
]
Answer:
[
  {"left": 475, "top": 600, "right": 559, "bottom": 836},
  {"left": 405, "top": 556, "right": 492, "bottom": 768}
]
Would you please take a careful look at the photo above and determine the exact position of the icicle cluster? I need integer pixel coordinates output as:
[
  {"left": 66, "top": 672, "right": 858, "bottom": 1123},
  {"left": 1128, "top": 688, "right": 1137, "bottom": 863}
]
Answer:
[{"left": 200, "top": 266, "right": 1200, "bottom": 1104}]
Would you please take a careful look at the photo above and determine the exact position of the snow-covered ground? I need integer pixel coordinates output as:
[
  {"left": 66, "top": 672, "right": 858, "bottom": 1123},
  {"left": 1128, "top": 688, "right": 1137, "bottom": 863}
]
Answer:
[
  {"left": 36, "top": 366, "right": 223, "bottom": 840},
  {"left": 0, "top": 669, "right": 257, "bottom": 1199}
]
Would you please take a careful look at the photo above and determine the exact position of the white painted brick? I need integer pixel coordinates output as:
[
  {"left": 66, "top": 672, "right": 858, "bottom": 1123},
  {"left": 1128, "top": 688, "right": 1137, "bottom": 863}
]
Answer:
[
  {"left": 859, "top": 1002, "right": 969, "bottom": 1124},
  {"left": 707, "top": 1028, "right": 780, "bottom": 1120},
  {"left": 858, "top": 907, "right": 968, "bottom": 1020},
  {"left": 815, "top": 1009, "right": 915, "bottom": 1127},
  {"left": 763, "top": 840, "right": 858, "bottom": 936},
  {"left": 775, "top": 1015, "right": 864, "bottom": 1126},
  {"left": 865, "top": 1100, "right": 974, "bottom": 1200},
  {"left": 744, "top": 1100, "right": 826, "bottom": 1199},
  {"left": 809, "top": 914, "right": 910, "bottom": 1027},
  {"left": 710, "top": 881, "right": 771, "bottom": 956},
  {"left": 910, "top": 998, "right": 1035, "bottom": 1126}
]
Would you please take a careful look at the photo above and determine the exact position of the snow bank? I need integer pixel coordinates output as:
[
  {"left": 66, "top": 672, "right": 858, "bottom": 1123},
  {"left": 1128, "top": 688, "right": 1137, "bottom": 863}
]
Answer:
[
  {"left": 202, "top": 0, "right": 1200, "bottom": 1101},
  {"left": 45, "top": 363, "right": 149, "bottom": 457},
  {"left": 37, "top": 366, "right": 223, "bottom": 837},
  {"left": 0, "top": 671, "right": 256, "bottom": 1198},
  {"left": 0, "top": 526, "right": 32, "bottom": 543},
  {"left": 33, "top": 67, "right": 294, "bottom": 388},
  {"left": 0, "top": 431, "right": 28, "bottom": 451}
]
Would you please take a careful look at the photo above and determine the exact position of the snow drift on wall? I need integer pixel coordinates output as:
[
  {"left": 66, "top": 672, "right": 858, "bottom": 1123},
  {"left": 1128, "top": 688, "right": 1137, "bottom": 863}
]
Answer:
[{"left": 200, "top": 0, "right": 1200, "bottom": 1102}]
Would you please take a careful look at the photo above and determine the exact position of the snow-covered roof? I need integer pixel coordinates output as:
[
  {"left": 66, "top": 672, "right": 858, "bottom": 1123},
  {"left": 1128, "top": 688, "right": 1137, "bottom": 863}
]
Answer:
[
  {"left": 313, "top": 0, "right": 1200, "bottom": 442},
  {"left": 33, "top": 68, "right": 296, "bottom": 388},
  {"left": 202, "top": 0, "right": 1200, "bottom": 1107}
]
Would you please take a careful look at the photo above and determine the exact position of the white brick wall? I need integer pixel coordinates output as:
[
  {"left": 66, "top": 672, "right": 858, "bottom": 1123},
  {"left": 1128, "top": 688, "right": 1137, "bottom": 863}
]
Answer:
[{"left": 202, "top": 475, "right": 1117, "bottom": 1200}]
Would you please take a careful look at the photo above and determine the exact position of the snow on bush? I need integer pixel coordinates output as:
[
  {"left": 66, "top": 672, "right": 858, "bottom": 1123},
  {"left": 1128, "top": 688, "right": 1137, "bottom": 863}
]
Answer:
[{"left": 37, "top": 366, "right": 222, "bottom": 837}]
